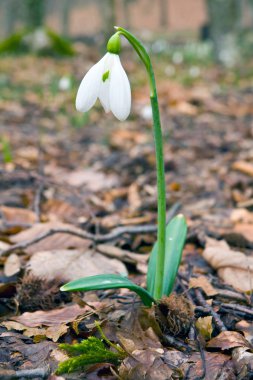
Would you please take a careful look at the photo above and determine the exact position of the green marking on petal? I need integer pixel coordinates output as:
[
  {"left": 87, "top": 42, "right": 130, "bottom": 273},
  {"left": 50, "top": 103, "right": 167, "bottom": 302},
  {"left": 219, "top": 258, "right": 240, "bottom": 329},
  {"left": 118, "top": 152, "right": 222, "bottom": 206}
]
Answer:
[{"left": 102, "top": 70, "right": 110, "bottom": 82}]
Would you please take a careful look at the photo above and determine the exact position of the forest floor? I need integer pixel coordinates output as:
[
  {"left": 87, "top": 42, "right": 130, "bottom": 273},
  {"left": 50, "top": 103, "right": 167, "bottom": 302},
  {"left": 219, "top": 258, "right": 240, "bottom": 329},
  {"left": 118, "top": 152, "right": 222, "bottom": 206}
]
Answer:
[{"left": 0, "top": 46, "right": 253, "bottom": 379}]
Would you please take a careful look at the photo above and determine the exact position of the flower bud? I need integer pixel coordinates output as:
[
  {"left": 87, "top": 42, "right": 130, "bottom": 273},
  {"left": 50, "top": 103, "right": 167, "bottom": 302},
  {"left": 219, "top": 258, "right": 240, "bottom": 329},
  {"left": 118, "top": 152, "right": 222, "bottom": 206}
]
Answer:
[{"left": 107, "top": 33, "right": 121, "bottom": 55}]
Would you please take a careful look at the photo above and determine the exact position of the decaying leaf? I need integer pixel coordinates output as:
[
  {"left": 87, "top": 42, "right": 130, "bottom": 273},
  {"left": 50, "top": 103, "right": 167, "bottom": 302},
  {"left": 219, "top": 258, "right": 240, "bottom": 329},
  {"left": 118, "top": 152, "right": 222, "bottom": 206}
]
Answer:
[
  {"left": 28, "top": 249, "right": 128, "bottom": 282},
  {"left": 203, "top": 238, "right": 253, "bottom": 292},
  {"left": 207, "top": 331, "right": 250, "bottom": 351},
  {"left": 236, "top": 321, "right": 253, "bottom": 345},
  {"left": 4, "top": 253, "right": 21, "bottom": 276},
  {"left": 233, "top": 223, "right": 253, "bottom": 243},
  {"left": 11, "top": 303, "right": 98, "bottom": 327},
  {"left": 182, "top": 351, "right": 234, "bottom": 380},
  {"left": 61, "top": 168, "right": 118, "bottom": 191},
  {"left": 230, "top": 208, "right": 253, "bottom": 224},
  {"left": 10, "top": 222, "right": 91, "bottom": 254},
  {"left": 118, "top": 349, "right": 173, "bottom": 380},
  {"left": 1, "top": 304, "right": 100, "bottom": 342},
  {"left": 0, "top": 205, "right": 37, "bottom": 226},
  {"left": 189, "top": 276, "right": 218, "bottom": 296},
  {"left": 2, "top": 320, "right": 68, "bottom": 342},
  {"left": 196, "top": 316, "right": 213, "bottom": 341},
  {"left": 232, "top": 347, "right": 253, "bottom": 379},
  {"left": 232, "top": 161, "right": 253, "bottom": 177}
]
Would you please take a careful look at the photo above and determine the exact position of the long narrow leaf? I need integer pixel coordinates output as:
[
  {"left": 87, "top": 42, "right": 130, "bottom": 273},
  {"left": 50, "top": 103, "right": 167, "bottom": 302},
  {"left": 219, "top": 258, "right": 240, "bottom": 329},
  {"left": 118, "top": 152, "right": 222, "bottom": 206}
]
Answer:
[
  {"left": 147, "top": 214, "right": 187, "bottom": 297},
  {"left": 61, "top": 274, "right": 154, "bottom": 307}
]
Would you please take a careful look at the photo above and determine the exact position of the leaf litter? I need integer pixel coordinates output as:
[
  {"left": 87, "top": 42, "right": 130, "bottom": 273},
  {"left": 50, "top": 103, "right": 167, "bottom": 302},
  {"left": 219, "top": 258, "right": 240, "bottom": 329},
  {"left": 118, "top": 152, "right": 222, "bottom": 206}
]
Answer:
[{"left": 0, "top": 52, "right": 253, "bottom": 378}]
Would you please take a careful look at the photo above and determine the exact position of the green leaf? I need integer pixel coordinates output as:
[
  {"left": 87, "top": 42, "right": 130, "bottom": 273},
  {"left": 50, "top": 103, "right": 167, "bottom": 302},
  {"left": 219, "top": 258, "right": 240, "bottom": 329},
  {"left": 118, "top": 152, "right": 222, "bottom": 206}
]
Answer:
[
  {"left": 57, "top": 337, "right": 123, "bottom": 374},
  {"left": 147, "top": 214, "right": 187, "bottom": 297},
  {"left": 61, "top": 274, "right": 154, "bottom": 307}
]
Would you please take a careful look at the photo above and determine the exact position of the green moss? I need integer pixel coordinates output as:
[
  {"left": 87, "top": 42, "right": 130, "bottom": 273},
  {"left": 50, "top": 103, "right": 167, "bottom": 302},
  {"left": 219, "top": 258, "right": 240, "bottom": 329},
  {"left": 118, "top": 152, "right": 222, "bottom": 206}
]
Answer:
[{"left": 56, "top": 336, "right": 125, "bottom": 375}]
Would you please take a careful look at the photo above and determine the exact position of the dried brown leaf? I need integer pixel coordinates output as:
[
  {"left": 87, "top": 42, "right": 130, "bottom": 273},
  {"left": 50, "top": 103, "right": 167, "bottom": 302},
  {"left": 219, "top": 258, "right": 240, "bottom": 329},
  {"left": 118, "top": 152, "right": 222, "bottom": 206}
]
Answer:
[
  {"left": 207, "top": 331, "right": 250, "bottom": 350},
  {"left": 4, "top": 253, "right": 21, "bottom": 276},
  {"left": 12, "top": 304, "right": 98, "bottom": 327},
  {"left": 196, "top": 316, "right": 213, "bottom": 340},
  {"left": 232, "top": 161, "right": 253, "bottom": 177},
  {"left": 189, "top": 275, "right": 218, "bottom": 296},
  {"left": 62, "top": 168, "right": 118, "bottom": 191},
  {"left": 183, "top": 351, "right": 234, "bottom": 380},
  {"left": 1, "top": 320, "right": 68, "bottom": 342},
  {"left": 28, "top": 249, "right": 127, "bottom": 282},
  {"left": 236, "top": 321, "right": 253, "bottom": 345},
  {"left": 234, "top": 223, "right": 253, "bottom": 243},
  {"left": 0, "top": 206, "right": 37, "bottom": 226},
  {"left": 203, "top": 238, "right": 253, "bottom": 292},
  {"left": 10, "top": 222, "right": 91, "bottom": 254}
]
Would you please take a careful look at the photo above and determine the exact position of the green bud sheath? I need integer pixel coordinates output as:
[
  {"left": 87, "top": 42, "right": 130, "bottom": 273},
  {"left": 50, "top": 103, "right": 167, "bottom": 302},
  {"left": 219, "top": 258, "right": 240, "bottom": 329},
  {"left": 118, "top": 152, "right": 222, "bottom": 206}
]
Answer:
[{"left": 107, "top": 32, "right": 121, "bottom": 54}]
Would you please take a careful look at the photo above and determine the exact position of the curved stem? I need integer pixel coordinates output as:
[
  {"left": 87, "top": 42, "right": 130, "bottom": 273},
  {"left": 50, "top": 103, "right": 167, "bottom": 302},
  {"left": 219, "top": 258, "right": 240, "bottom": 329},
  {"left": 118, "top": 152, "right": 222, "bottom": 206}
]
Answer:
[{"left": 115, "top": 27, "right": 166, "bottom": 299}]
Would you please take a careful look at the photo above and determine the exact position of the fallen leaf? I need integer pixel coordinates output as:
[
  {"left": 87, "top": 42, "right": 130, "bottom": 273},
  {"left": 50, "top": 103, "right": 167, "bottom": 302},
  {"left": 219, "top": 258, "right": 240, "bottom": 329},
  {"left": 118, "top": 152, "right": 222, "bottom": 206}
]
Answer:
[
  {"left": 189, "top": 276, "right": 218, "bottom": 296},
  {"left": 233, "top": 223, "right": 253, "bottom": 243},
  {"left": 236, "top": 321, "right": 253, "bottom": 345},
  {"left": 232, "top": 161, "right": 253, "bottom": 177},
  {"left": 230, "top": 208, "right": 253, "bottom": 224},
  {"left": 28, "top": 249, "right": 128, "bottom": 282},
  {"left": 4, "top": 253, "right": 21, "bottom": 276},
  {"left": 11, "top": 304, "right": 98, "bottom": 327},
  {"left": 203, "top": 238, "right": 253, "bottom": 292},
  {"left": 183, "top": 351, "right": 233, "bottom": 380},
  {"left": 11, "top": 222, "right": 91, "bottom": 254},
  {"left": 62, "top": 169, "right": 118, "bottom": 191},
  {"left": 196, "top": 316, "right": 213, "bottom": 340},
  {"left": 119, "top": 349, "right": 173, "bottom": 380},
  {"left": 0, "top": 206, "right": 37, "bottom": 226},
  {"left": 232, "top": 347, "right": 253, "bottom": 378},
  {"left": 1, "top": 320, "right": 68, "bottom": 342},
  {"left": 207, "top": 331, "right": 250, "bottom": 350}
]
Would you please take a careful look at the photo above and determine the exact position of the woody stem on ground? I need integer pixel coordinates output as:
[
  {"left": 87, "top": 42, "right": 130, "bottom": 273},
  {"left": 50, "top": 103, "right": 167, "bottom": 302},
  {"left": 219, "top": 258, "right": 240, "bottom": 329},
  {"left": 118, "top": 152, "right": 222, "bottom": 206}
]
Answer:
[{"left": 115, "top": 27, "right": 166, "bottom": 299}]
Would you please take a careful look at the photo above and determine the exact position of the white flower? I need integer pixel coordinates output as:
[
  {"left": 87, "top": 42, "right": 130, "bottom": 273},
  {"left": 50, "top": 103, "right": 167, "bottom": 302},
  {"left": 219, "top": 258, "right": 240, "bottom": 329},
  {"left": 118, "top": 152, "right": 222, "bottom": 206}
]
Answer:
[{"left": 76, "top": 52, "right": 131, "bottom": 121}]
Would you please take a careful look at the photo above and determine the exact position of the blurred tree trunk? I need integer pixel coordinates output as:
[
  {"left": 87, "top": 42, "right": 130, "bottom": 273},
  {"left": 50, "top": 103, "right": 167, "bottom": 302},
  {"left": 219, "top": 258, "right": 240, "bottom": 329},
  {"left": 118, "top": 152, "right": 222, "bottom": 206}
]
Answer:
[
  {"left": 248, "top": 0, "right": 253, "bottom": 25},
  {"left": 61, "top": 0, "right": 71, "bottom": 37},
  {"left": 24, "top": 0, "right": 45, "bottom": 28},
  {"left": 206, "top": 0, "right": 242, "bottom": 66},
  {"left": 160, "top": 0, "right": 168, "bottom": 28},
  {"left": 100, "top": 0, "right": 117, "bottom": 44},
  {"left": 3, "top": 0, "right": 16, "bottom": 36},
  {"left": 122, "top": 0, "right": 131, "bottom": 29}
]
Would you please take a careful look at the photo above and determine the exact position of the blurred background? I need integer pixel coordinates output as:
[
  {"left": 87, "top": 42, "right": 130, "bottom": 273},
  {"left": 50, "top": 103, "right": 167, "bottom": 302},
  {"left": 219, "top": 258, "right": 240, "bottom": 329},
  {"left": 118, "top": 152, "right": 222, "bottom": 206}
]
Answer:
[
  {"left": 1, "top": 0, "right": 253, "bottom": 225},
  {"left": 0, "top": 0, "right": 253, "bottom": 65}
]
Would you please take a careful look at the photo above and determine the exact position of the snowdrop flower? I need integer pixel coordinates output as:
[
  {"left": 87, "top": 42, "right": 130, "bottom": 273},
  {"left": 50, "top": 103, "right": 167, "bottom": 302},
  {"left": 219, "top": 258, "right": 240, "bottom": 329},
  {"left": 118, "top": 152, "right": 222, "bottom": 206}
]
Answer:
[{"left": 76, "top": 33, "right": 131, "bottom": 121}]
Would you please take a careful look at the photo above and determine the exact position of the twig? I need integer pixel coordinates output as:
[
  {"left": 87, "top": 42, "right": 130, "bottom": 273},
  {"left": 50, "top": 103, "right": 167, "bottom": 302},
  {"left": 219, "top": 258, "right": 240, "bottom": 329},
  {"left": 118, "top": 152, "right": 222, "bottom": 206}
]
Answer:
[
  {"left": 0, "top": 366, "right": 50, "bottom": 379},
  {"left": 194, "top": 289, "right": 227, "bottom": 332},
  {"left": 34, "top": 183, "right": 44, "bottom": 222},
  {"left": 0, "top": 203, "right": 181, "bottom": 257},
  {"left": 162, "top": 334, "right": 192, "bottom": 352},
  {"left": 213, "top": 301, "right": 253, "bottom": 318}
]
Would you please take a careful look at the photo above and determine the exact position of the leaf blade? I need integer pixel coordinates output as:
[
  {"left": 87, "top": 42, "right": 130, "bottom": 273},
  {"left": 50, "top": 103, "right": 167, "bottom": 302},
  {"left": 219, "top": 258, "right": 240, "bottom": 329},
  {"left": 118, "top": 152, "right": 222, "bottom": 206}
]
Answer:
[
  {"left": 147, "top": 214, "right": 187, "bottom": 297},
  {"left": 61, "top": 274, "right": 154, "bottom": 307}
]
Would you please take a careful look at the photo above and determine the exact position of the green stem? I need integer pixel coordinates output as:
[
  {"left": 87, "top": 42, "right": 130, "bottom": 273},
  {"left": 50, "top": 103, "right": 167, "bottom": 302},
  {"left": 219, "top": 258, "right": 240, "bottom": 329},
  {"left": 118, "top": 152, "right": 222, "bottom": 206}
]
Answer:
[{"left": 115, "top": 27, "right": 166, "bottom": 299}]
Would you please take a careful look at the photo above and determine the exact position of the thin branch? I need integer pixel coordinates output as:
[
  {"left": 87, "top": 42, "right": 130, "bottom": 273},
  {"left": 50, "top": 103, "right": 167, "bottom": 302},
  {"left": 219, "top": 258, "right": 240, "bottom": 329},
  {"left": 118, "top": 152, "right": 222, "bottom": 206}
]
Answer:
[
  {"left": 194, "top": 289, "right": 227, "bottom": 332},
  {"left": 0, "top": 203, "right": 181, "bottom": 257}
]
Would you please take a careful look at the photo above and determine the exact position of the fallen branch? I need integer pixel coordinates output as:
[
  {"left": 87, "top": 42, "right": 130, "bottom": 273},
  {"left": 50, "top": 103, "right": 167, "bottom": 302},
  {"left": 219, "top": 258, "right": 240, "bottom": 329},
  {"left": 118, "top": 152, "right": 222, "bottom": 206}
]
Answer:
[
  {"left": 0, "top": 203, "right": 181, "bottom": 257},
  {"left": 194, "top": 289, "right": 227, "bottom": 332}
]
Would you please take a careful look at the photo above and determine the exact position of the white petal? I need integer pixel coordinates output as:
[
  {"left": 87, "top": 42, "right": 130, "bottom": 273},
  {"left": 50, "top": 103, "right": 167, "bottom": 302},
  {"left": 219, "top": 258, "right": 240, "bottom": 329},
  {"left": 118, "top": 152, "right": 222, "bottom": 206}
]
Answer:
[
  {"left": 98, "top": 78, "right": 110, "bottom": 112},
  {"left": 75, "top": 55, "right": 106, "bottom": 112},
  {"left": 109, "top": 55, "right": 131, "bottom": 121}
]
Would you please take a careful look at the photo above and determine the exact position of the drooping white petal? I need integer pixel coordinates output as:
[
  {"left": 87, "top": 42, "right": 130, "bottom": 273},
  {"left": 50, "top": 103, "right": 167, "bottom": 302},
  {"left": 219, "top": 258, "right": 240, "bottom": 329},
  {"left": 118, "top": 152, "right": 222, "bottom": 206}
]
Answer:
[
  {"left": 98, "top": 78, "right": 110, "bottom": 112},
  {"left": 75, "top": 55, "right": 106, "bottom": 112},
  {"left": 109, "top": 55, "right": 131, "bottom": 121},
  {"left": 98, "top": 53, "right": 115, "bottom": 113}
]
